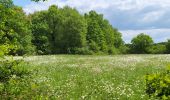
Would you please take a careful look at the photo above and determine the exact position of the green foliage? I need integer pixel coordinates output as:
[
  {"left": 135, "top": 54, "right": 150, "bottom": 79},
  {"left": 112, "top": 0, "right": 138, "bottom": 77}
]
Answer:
[
  {"left": 30, "top": 11, "right": 51, "bottom": 55},
  {"left": 0, "top": 60, "right": 29, "bottom": 82},
  {"left": 74, "top": 47, "right": 93, "bottom": 55},
  {"left": 2, "top": 0, "right": 170, "bottom": 55},
  {"left": 85, "top": 11, "right": 124, "bottom": 54},
  {"left": 0, "top": 59, "right": 56, "bottom": 99},
  {"left": 147, "top": 44, "right": 166, "bottom": 54},
  {"left": 131, "top": 33, "right": 154, "bottom": 54},
  {"left": 0, "top": 0, "right": 55, "bottom": 99},
  {"left": 166, "top": 39, "right": 170, "bottom": 53},
  {"left": 1, "top": 1, "right": 124, "bottom": 55},
  {"left": 118, "top": 45, "right": 130, "bottom": 54},
  {"left": 0, "top": 45, "right": 10, "bottom": 57},
  {"left": 17, "top": 54, "right": 167, "bottom": 99},
  {"left": 11, "top": 7, "right": 35, "bottom": 55},
  {"left": 31, "top": 5, "right": 87, "bottom": 54},
  {"left": 145, "top": 65, "right": 170, "bottom": 99},
  {"left": 31, "top": 8, "right": 124, "bottom": 55},
  {"left": 51, "top": 6, "right": 87, "bottom": 54},
  {"left": 0, "top": 2, "right": 14, "bottom": 57},
  {"left": 85, "top": 11, "right": 107, "bottom": 53},
  {"left": 0, "top": 0, "right": 13, "bottom": 8},
  {"left": 46, "top": 5, "right": 63, "bottom": 54},
  {"left": 0, "top": 1, "right": 34, "bottom": 56}
]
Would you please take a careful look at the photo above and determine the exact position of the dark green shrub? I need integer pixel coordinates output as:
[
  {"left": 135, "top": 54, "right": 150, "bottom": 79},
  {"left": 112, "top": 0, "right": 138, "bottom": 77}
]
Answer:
[
  {"left": 108, "top": 47, "right": 120, "bottom": 55},
  {"left": 74, "top": 47, "right": 93, "bottom": 55},
  {"left": 131, "top": 33, "right": 153, "bottom": 54},
  {"left": 0, "top": 59, "right": 56, "bottom": 99},
  {"left": 117, "top": 45, "right": 130, "bottom": 54},
  {"left": 166, "top": 39, "right": 170, "bottom": 53},
  {"left": 0, "top": 60, "right": 30, "bottom": 82},
  {"left": 145, "top": 66, "right": 170, "bottom": 99},
  {"left": 88, "top": 41, "right": 100, "bottom": 53},
  {"left": 147, "top": 44, "right": 166, "bottom": 54}
]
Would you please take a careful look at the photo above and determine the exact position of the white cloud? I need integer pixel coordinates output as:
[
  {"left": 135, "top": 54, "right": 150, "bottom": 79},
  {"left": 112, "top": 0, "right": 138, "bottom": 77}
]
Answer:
[
  {"left": 23, "top": 0, "right": 170, "bottom": 27},
  {"left": 23, "top": 0, "right": 170, "bottom": 14},
  {"left": 140, "top": 10, "right": 165, "bottom": 23}
]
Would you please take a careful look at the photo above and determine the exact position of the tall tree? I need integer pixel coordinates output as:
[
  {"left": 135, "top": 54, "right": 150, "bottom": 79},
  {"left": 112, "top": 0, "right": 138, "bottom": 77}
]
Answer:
[
  {"left": 131, "top": 33, "right": 153, "bottom": 54},
  {"left": 85, "top": 11, "right": 107, "bottom": 53},
  {"left": 31, "top": 11, "right": 51, "bottom": 54},
  {"left": 10, "top": 6, "right": 34, "bottom": 55},
  {"left": 0, "top": 1, "right": 34, "bottom": 55},
  {"left": 60, "top": 6, "right": 87, "bottom": 53},
  {"left": 85, "top": 11, "right": 124, "bottom": 54},
  {"left": 166, "top": 39, "right": 170, "bottom": 53},
  {"left": 46, "top": 5, "right": 63, "bottom": 53},
  {"left": 31, "top": 5, "right": 87, "bottom": 54},
  {"left": 0, "top": 0, "right": 47, "bottom": 56},
  {"left": 0, "top": 0, "right": 17, "bottom": 56}
]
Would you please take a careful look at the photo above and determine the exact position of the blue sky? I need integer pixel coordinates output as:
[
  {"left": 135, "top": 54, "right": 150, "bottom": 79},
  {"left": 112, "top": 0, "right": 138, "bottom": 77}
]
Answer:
[
  {"left": 13, "top": 0, "right": 32, "bottom": 7},
  {"left": 13, "top": 0, "right": 170, "bottom": 43}
]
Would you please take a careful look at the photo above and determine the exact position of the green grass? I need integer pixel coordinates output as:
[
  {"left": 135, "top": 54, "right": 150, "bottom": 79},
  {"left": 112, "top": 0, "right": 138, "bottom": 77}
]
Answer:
[{"left": 14, "top": 55, "right": 170, "bottom": 99}]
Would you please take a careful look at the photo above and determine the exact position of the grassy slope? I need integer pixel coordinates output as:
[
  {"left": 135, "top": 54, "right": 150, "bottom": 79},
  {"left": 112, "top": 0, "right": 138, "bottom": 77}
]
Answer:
[{"left": 16, "top": 55, "right": 170, "bottom": 99}]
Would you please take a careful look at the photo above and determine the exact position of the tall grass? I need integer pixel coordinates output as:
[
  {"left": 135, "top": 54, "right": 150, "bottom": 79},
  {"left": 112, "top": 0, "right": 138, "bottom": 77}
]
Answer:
[{"left": 14, "top": 55, "right": 170, "bottom": 99}]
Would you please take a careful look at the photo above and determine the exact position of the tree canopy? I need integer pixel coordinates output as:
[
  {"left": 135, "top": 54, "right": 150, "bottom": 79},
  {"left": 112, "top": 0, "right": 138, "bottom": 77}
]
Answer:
[
  {"left": 1, "top": 0, "right": 170, "bottom": 55},
  {"left": 131, "top": 33, "right": 154, "bottom": 54},
  {"left": 166, "top": 40, "right": 170, "bottom": 53},
  {"left": 0, "top": 0, "right": 34, "bottom": 56},
  {"left": 31, "top": 6, "right": 124, "bottom": 54}
]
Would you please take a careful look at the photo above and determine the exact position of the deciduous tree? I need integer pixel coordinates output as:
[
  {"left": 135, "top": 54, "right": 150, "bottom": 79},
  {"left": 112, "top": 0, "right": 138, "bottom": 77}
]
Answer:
[{"left": 131, "top": 33, "right": 153, "bottom": 54}]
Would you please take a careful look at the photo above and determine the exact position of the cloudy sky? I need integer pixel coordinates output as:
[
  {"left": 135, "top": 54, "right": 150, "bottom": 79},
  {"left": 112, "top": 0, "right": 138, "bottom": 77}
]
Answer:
[{"left": 13, "top": 0, "right": 170, "bottom": 43}]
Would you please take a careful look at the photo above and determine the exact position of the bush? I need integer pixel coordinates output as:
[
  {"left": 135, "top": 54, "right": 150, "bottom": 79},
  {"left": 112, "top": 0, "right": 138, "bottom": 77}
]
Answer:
[
  {"left": 0, "top": 60, "right": 29, "bottom": 83},
  {"left": 108, "top": 47, "right": 120, "bottom": 55},
  {"left": 74, "top": 47, "right": 93, "bottom": 55},
  {"left": 147, "top": 44, "right": 166, "bottom": 54},
  {"left": 0, "top": 59, "right": 56, "bottom": 99},
  {"left": 145, "top": 66, "right": 170, "bottom": 99},
  {"left": 166, "top": 39, "right": 170, "bottom": 53},
  {"left": 118, "top": 45, "right": 130, "bottom": 54}
]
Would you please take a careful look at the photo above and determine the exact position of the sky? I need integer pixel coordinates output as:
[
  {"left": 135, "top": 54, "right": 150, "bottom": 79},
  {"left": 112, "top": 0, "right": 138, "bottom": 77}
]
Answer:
[{"left": 13, "top": 0, "right": 170, "bottom": 43}]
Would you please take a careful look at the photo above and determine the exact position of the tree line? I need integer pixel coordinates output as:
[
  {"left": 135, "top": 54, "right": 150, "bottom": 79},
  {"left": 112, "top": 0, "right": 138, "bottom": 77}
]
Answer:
[
  {"left": 127, "top": 33, "right": 170, "bottom": 54},
  {"left": 0, "top": 0, "right": 170, "bottom": 55}
]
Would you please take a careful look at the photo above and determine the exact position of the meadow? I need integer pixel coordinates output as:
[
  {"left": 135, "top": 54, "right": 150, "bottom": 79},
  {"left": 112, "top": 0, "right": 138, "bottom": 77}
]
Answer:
[{"left": 14, "top": 54, "right": 170, "bottom": 99}]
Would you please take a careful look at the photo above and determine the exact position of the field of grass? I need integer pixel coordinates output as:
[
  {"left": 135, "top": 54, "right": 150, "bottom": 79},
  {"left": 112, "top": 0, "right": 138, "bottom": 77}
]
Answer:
[{"left": 15, "top": 55, "right": 170, "bottom": 99}]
